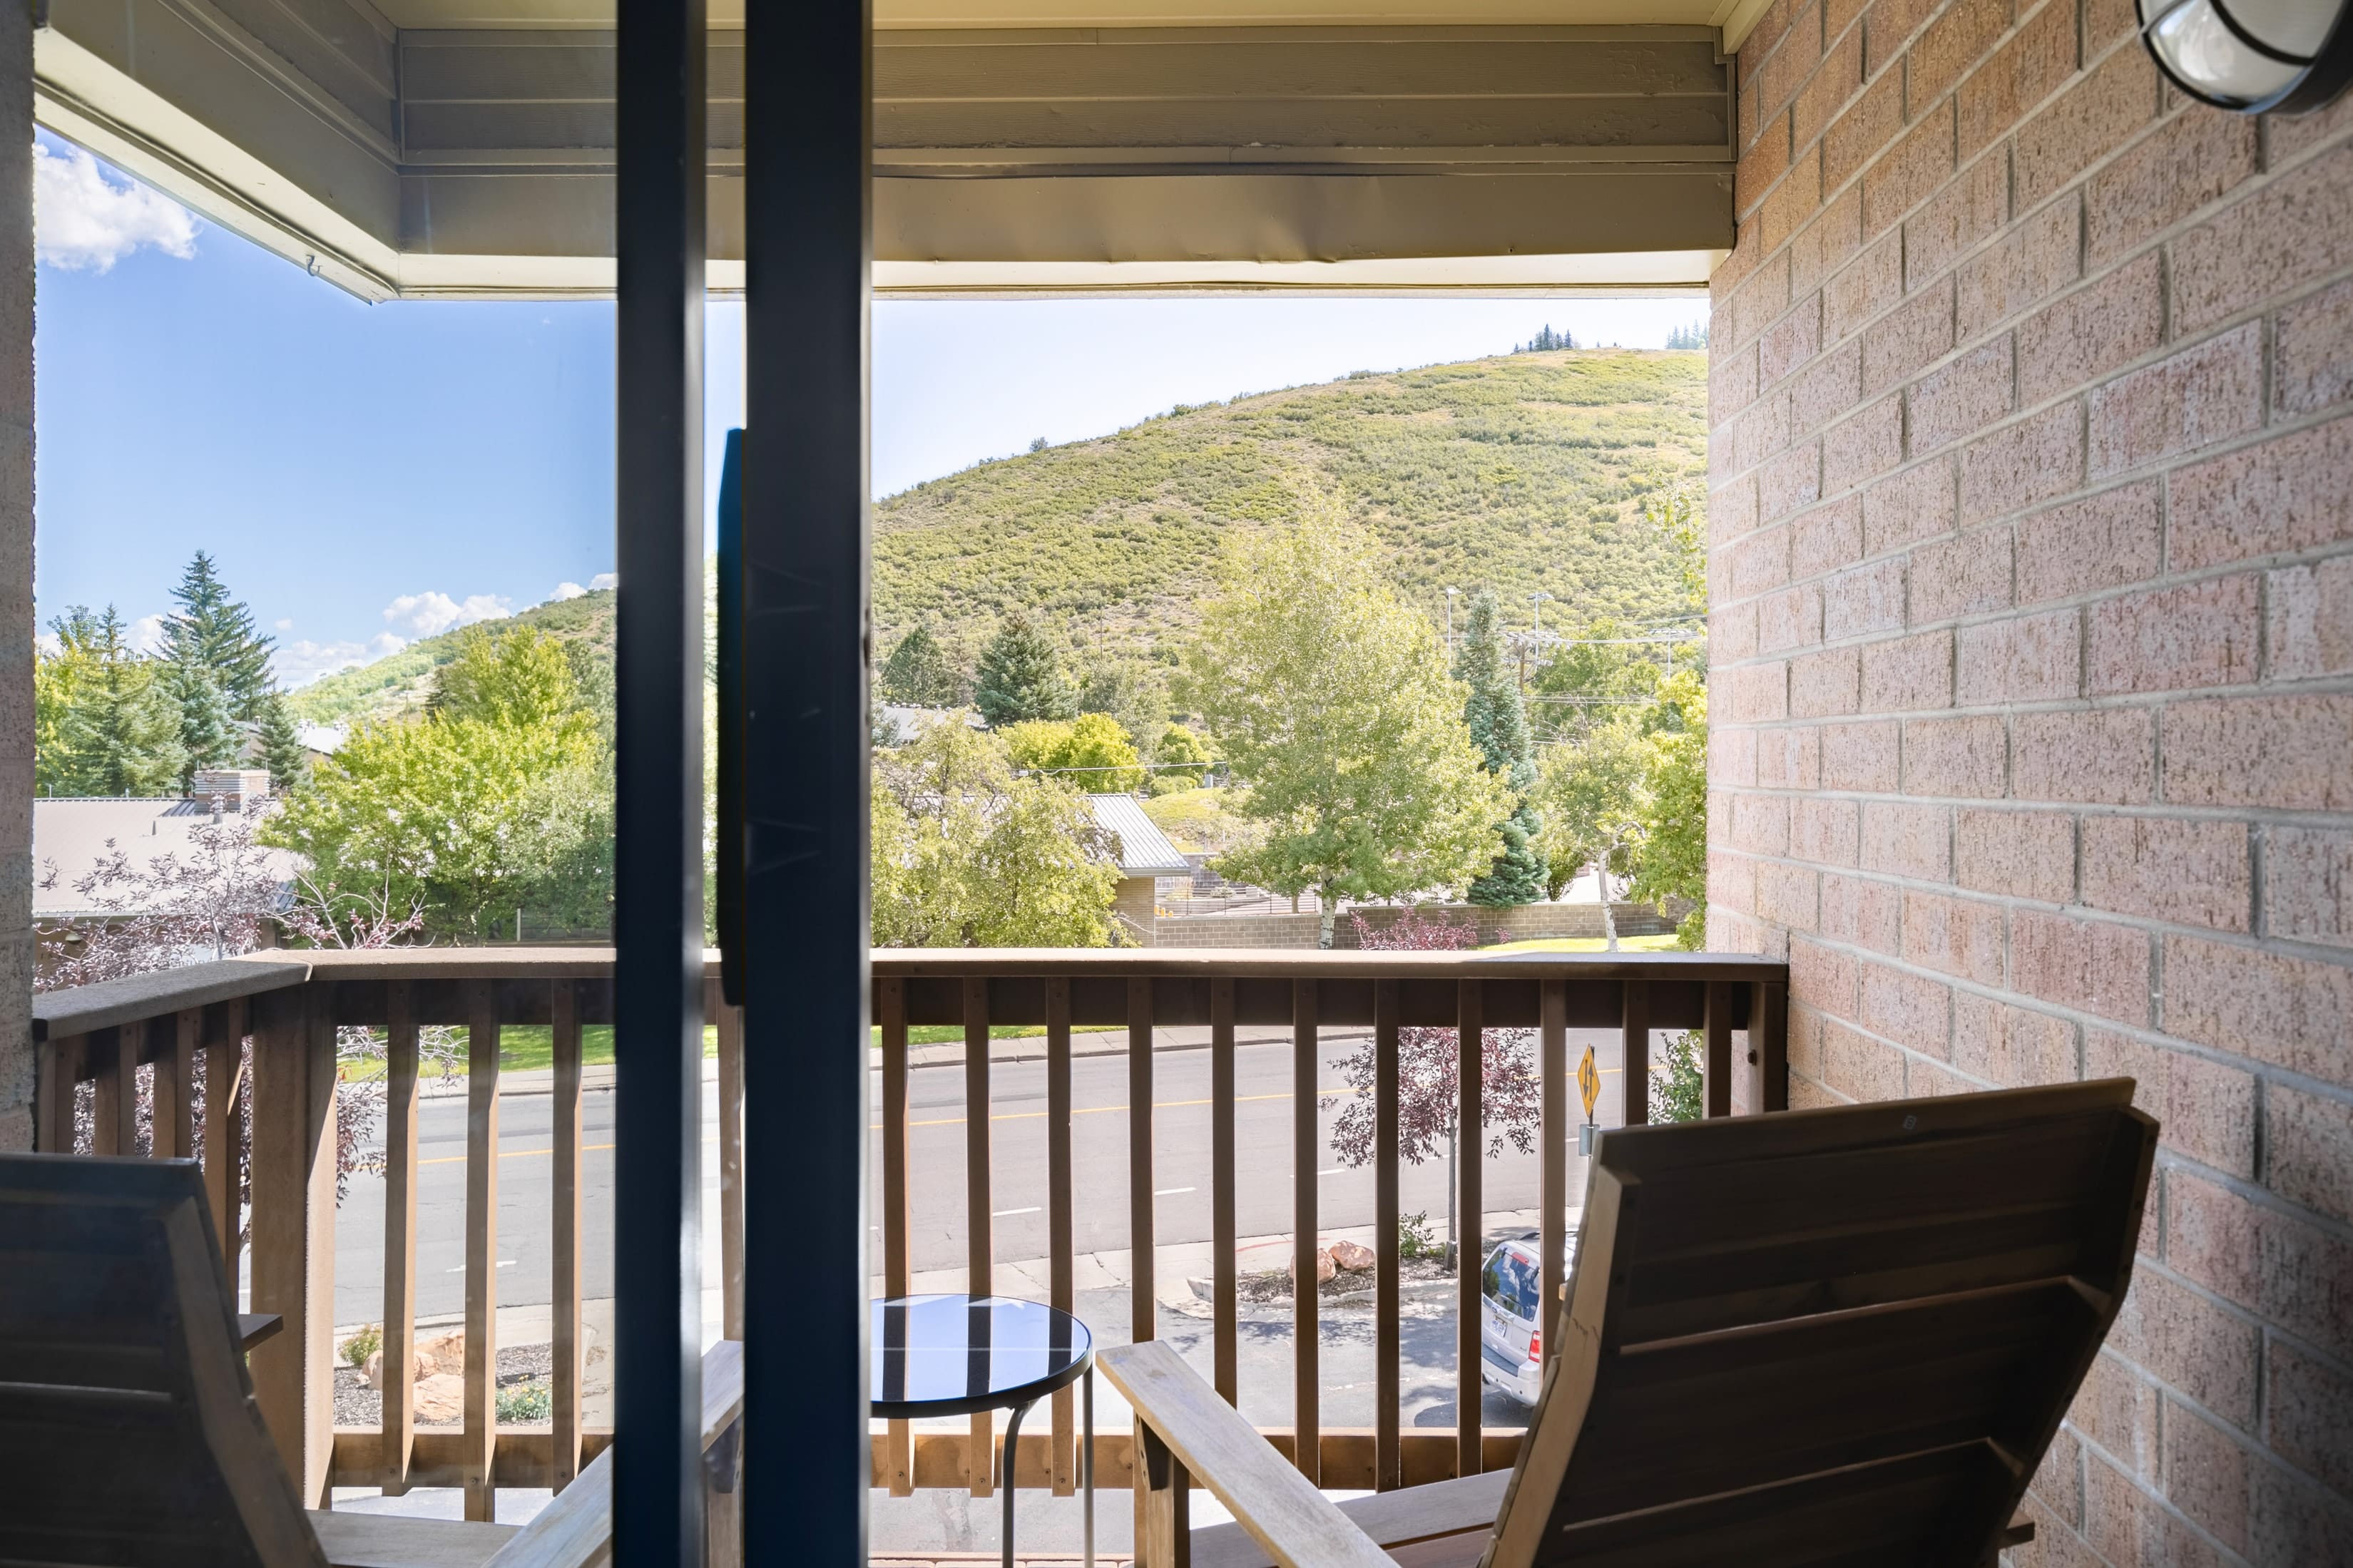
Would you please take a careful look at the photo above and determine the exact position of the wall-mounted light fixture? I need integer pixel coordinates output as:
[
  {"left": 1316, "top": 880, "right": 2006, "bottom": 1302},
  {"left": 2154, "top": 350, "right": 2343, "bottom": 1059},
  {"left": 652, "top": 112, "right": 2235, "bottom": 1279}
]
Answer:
[{"left": 2139, "top": 0, "right": 2353, "bottom": 112}]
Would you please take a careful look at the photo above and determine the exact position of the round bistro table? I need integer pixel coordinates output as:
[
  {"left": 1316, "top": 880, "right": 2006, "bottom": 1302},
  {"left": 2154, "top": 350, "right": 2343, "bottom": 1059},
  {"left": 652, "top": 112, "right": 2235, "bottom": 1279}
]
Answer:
[{"left": 871, "top": 1293, "right": 1095, "bottom": 1568}]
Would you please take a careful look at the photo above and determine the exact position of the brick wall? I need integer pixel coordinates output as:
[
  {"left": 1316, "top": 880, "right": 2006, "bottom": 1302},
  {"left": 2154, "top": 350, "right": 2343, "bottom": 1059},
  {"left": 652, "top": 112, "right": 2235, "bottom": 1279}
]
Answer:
[{"left": 1710, "top": 0, "right": 2353, "bottom": 1559}]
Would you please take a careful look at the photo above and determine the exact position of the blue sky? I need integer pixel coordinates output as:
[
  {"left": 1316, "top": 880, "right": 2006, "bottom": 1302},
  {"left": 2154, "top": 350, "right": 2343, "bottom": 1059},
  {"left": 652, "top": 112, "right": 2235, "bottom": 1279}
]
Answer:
[{"left": 34, "top": 134, "right": 1708, "bottom": 687}]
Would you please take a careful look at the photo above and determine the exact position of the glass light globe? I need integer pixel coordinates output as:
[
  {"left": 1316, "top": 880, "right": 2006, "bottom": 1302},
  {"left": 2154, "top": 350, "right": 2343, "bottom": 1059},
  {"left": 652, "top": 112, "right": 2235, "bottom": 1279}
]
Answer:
[{"left": 2144, "top": 0, "right": 2306, "bottom": 102}]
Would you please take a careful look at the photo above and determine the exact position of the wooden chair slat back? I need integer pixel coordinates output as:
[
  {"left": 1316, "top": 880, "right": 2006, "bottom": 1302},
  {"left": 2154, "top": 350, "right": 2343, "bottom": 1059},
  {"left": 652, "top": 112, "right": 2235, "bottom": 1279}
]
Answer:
[
  {"left": 0, "top": 1153, "right": 325, "bottom": 1568},
  {"left": 1484, "top": 1082, "right": 2156, "bottom": 1568}
]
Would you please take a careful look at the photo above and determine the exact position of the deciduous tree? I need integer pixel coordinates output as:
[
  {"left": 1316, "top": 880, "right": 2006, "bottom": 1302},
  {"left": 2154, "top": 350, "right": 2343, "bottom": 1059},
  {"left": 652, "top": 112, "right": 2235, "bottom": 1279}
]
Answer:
[{"left": 999, "top": 712, "right": 1147, "bottom": 793}]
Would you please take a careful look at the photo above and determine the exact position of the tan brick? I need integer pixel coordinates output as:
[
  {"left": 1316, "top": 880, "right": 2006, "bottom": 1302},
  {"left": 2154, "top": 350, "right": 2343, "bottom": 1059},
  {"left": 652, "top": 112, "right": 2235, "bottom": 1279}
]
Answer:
[
  {"left": 2269, "top": 1341, "right": 2353, "bottom": 1496},
  {"left": 1900, "top": 887, "right": 2006, "bottom": 984},
  {"left": 1760, "top": 861, "right": 1822, "bottom": 931},
  {"left": 1956, "top": 807, "right": 2076, "bottom": 902},
  {"left": 1909, "top": 1056, "right": 1975, "bottom": 1095},
  {"left": 1859, "top": 628, "right": 1954, "bottom": 711},
  {"left": 1759, "top": 442, "right": 1824, "bottom": 524},
  {"left": 1791, "top": 933, "right": 1860, "bottom": 1013},
  {"left": 1797, "top": 184, "right": 1867, "bottom": 300},
  {"left": 1904, "top": 148, "right": 2008, "bottom": 292},
  {"left": 2021, "top": 1453, "right": 2090, "bottom": 1553},
  {"left": 2012, "top": 909, "right": 2153, "bottom": 1023},
  {"left": 1863, "top": 457, "right": 1956, "bottom": 553},
  {"left": 1866, "top": 99, "right": 1960, "bottom": 243},
  {"left": 1957, "top": 192, "right": 2083, "bottom": 340},
  {"left": 1954, "top": 991, "right": 2077, "bottom": 1085},
  {"left": 1790, "top": 493, "right": 1865, "bottom": 579},
  {"left": 1902, "top": 713, "right": 2006, "bottom": 796},
  {"left": 1822, "top": 394, "right": 1904, "bottom": 493},
  {"left": 1822, "top": 870, "right": 1904, "bottom": 951},
  {"left": 1760, "top": 292, "right": 1824, "bottom": 389},
  {"left": 2086, "top": 1028, "right": 2257, "bottom": 1179},
  {"left": 1909, "top": 525, "right": 2014, "bottom": 623},
  {"left": 1724, "top": 384, "right": 1793, "bottom": 478},
  {"left": 1714, "top": 598, "right": 1761, "bottom": 661},
  {"left": 2164, "top": 934, "right": 2353, "bottom": 1088},
  {"left": 2086, "top": 1452, "right": 2231, "bottom": 1568},
  {"left": 2267, "top": 1084, "right": 2353, "bottom": 1229},
  {"left": 1788, "top": 340, "right": 1862, "bottom": 441},
  {"left": 1730, "top": 249, "right": 1795, "bottom": 357},
  {"left": 1822, "top": 1014, "right": 1908, "bottom": 1100},
  {"left": 1909, "top": 337, "right": 2016, "bottom": 456},
  {"left": 1907, "top": 0, "right": 2010, "bottom": 107},
  {"left": 2168, "top": 416, "right": 2353, "bottom": 571},
  {"left": 2014, "top": 482, "right": 2162, "bottom": 606},
  {"left": 1715, "top": 724, "right": 1759, "bottom": 789},
  {"left": 1959, "top": 401, "right": 2084, "bottom": 525},
  {"left": 2012, "top": 707, "right": 2151, "bottom": 804},
  {"left": 1759, "top": 582, "right": 1824, "bottom": 652},
  {"left": 1713, "top": 338, "right": 1763, "bottom": 426},
  {"left": 1757, "top": 724, "right": 1822, "bottom": 789},
  {"left": 1724, "top": 660, "right": 1793, "bottom": 723},
  {"left": 1737, "top": 108, "right": 1794, "bottom": 217},
  {"left": 1858, "top": 960, "right": 1952, "bottom": 1055},
  {"left": 2165, "top": 1167, "right": 2353, "bottom": 1361},
  {"left": 2263, "top": 826, "right": 2353, "bottom": 950},
  {"left": 2173, "top": 143, "right": 2353, "bottom": 335},
  {"left": 1823, "top": 68, "right": 1904, "bottom": 193},
  {"left": 1820, "top": 718, "right": 1900, "bottom": 789},
  {"left": 2249, "top": 1458, "right": 2353, "bottom": 1565},
  {"left": 1823, "top": 230, "right": 1902, "bottom": 342},
  {"left": 2080, "top": 815, "right": 2250, "bottom": 933},
  {"left": 2016, "top": 252, "right": 2164, "bottom": 406},
  {"left": 2086, "top": 323, "right": 2264, "bottom": 481},
  {"left": 1861, "top": 798, "right": 1953, "bottom": 880},
  {"left": 1760, "top": 147, "right": 1826, "bottom": 258},
  {"left": 1824, "top": 557, "right": 1906, "bottom": 640},
  {"left": 1793, "top": 24, "right": 1865, "bottom": 153},
  {"left": 1790, "top": 645, "right": 1862, "bottom": 717},
  {"left": 1863, "top": 0, "right": 1940, "bottom": 71},
  {"left": 1957, "top": 0, "right": 2080, "bottom": 159},
  {"left": 2074, "top": 1349, "right": 2160, "bottom": 1480},
  {"left": 1956, "top": 608, "right": 2081, "bottom": 704},
  {"left": 1711, "top": 845, "right": 1759, "bottom": 912},
  {"left": 2266, "top": 556, "right": 2353, "bottom": 680},
  {"left": 2275, "top": 275, "right": 2353, "bottom": 416},
  {"left": 2086, "top": 573, "right": 2260, "bottom": 696},
  {"left": 2163, "top": 695, "right": 2353, "bottom": 811},
  {"left": 1791, "top": 795, "right": 1860, "bottom": 864},
  {"left": 1753, "top": 2, "right": 1825, "bottom": 125},
  {"left": 2085, "top": 108, "right": 2256, "bottom": 269},
  {"left": 1725, "top": 523, "right": 1795, "bottom": 599},
  {"left": 2163, "top": 1398, "right": 2252, "bottom": 1555},
  {"left": 2014, "top": 46, "right": 2159, "bottom": 208},
  {"left": 1731, "top": 791, "right": 1793, "bottom": 856},
  {"left": 1862, "top": 275, "right": 1954, "bottom": 395},
  {"left": 2108, "top": 1268, "right": 2259, "bottom": 1433}
]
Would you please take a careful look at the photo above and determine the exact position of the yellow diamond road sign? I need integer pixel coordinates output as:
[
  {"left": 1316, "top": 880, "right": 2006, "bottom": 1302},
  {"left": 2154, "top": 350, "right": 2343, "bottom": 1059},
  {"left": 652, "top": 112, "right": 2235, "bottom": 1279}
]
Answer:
[{"left": 1577, "top": 1046, "right": 1600, "bottom": 1123}]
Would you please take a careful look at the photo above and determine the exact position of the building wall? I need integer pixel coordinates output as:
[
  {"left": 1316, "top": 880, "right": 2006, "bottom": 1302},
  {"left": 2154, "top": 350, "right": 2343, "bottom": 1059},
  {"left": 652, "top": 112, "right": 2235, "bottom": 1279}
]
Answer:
[
  {"left": 0, "top": 4, "right": 30, "bottom": 1153},
  {"left": 1710, "top": 1, "right": 2353, "bottom": 1558}
]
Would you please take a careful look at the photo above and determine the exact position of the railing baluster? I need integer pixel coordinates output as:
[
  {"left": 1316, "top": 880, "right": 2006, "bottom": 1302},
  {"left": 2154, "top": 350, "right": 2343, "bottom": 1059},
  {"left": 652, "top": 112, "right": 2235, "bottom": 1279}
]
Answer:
[
  {"left": 1539, "top": 979, "right": 1567, "bottom": 1358},
  {"left": 1374, "top": 978, "right": 1400, "bottom": 1493},
  {"left": 157, "top": 1010, "right": 199, "bottom": 1159},
  {"left": 383, "top": 980, "right": 419, "bottom": 1496},
  {"left": 1128, "top": 975, "right": 1155, "bottom": 1346},
  {"left": 1291, "top": 978, "right": 1320, "bottom": 1486},
  {"left": 1704, "top": 980, "right": 1733, "bottom": 1119},
  {"left": 552, "top": 980, "right": 583, "bottom": 1493},
  {"left": 1621, "top": 981, "right": 1650, "bottom": 1128},
  {"left": 247, "top": 986, "right": 335, "bottom": 1505},
  {"left": 1048, "top": 976, "right": 1076, "bottom": 1496},
  {"left": 879, "top": 975, "right": 913, "bottom": 1498},
  {"left": 461, "top": 980, "right": 501, "bottom": 1522},
  {"left": 715, "top": 987, "right": 745, "bottom": 1341},
  {"left": 92, "top": 1026, "right": 133, "bottom": 1156},
  {"left": 1210, "top": 976, "right": 1237, "bottom": 1408},
  {"left": 1455, "top": 979, "right": 1483, "bottom": 1480},
  {"left": 1755, "top": 979, "right": 1790, "bottom": 1113},
  {"left": 204, "top": 1001, "right": 247, "bottom": 1282},
  {"left": 36, "top": 1032, "right": 78, "bottom": 1154},
  {"left": 963, "top": 975, "right": 993, "bottom": 1499}
]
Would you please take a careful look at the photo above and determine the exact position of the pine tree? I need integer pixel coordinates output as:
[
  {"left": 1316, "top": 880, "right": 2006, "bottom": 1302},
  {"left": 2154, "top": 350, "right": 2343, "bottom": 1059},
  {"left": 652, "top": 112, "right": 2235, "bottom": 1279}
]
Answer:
[
  {"left": 974, "top": 611, "right": 1078, "bottom": 726},
  {"left": 1454, "top": 588, "right": 1547, "bottom": 906},
  {"left": 256, "top": 692, "right": 307, "bottom": 789},
  {"left": 170, "top": 662, "right": 240, "bottom": 790},
  {"left": 878, "top": 622, "right": 961, "bottom": 706},
  {"left": 162, "top": 551, "right": 277, "bottom": 719},
  {"left": 56, "top": 608, "right": 185, "bottom": 796}
]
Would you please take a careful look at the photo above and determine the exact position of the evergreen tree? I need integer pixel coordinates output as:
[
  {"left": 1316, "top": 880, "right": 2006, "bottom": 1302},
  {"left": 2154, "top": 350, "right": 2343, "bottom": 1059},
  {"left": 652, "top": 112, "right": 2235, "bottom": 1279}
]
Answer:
[
  {"left": 1454, "top": 588, "right": 1548, "bottom": 906},
  {"left": 256, "top": 692, "right": 308, "bottom": 789},
  {"left": 162, "top": 551, "right": 277, "bottom": 719},
  {"left": 56, "top": 608, "right": 184, "bottom": 797},
  {"left": 878, "top": 622, "right": 961, "bottom": 706},
  {"left": 170, "top": 662, "right": 240, "bottom": 789},
  {"left": 974, "top": 611, "right": 1078, "bottom": 726}
]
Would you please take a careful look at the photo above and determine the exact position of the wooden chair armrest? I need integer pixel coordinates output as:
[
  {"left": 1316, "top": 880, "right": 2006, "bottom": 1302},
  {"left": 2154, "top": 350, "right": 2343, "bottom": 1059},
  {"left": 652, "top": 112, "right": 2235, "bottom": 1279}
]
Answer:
[
  {"left": 1098, "top": 1341, "right": 1392, "bottom": 1568},
  {"left": 236, "top": 1313, "right": 282, "bottom": 1351}
]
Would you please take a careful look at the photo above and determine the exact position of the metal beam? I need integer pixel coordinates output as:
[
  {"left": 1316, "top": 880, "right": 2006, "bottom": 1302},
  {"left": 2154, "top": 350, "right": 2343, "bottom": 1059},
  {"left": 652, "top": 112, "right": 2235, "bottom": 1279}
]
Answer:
[
  {"left": 741, "top": 0, "right": 872, "bottom": 1562},
  {"left": 612, "top": 0, "right": 707, "bottom": 1554}
]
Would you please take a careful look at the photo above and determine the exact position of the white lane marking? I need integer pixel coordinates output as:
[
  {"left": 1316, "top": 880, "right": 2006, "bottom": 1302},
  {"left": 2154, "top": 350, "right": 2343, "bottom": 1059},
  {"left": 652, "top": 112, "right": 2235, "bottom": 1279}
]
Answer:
[
  {"left": 1153, "top": 1187, "right": 1195, "bottom": 1196},
  {"left": 991, "top": 1206, "right": 1041, "bottom": 1216}
]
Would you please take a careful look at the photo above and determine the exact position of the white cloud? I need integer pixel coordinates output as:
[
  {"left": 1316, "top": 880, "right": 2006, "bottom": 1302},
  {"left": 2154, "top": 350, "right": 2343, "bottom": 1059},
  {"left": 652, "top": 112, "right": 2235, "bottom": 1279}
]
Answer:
[
  {"left": 34, "top": 143, "right": 199, "bottom": 273},
  {"left": 275, "top": 632, "right": 408, "bottom": 689},
  {"left": 550, "top": 581, "right": 586, "bottom": 601},
  {"left": 128, "top": 613, "right": 167, "bottom": 655},
  {"left": 382, "top": 590, "right": 512, "bottom": 639},
  {"left": 273, "top": 618, "right": 293, "bottom": 631},
  {"left": 591, "top": 573, "right": 618, "bottom": 591}
]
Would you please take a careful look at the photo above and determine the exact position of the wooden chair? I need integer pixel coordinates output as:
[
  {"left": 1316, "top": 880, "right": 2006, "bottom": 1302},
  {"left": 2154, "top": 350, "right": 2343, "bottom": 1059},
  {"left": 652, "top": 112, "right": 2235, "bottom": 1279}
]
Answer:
[
  {"left": 1103, "top": 1080, "right": 2158, "bottom": 1568},
  {"left": 0, "top": 1152, "right": 742, "bottom": 1568}
]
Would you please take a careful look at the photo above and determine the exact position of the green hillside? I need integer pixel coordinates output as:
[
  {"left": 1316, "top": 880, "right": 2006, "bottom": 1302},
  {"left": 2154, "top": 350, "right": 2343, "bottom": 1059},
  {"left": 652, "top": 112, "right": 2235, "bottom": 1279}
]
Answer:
[
  {"left": 287, "top": 348, "right": 1704, "bottom": 721},
  {"left": 285, "top": 589, "right": 615, "bottom": 727}
]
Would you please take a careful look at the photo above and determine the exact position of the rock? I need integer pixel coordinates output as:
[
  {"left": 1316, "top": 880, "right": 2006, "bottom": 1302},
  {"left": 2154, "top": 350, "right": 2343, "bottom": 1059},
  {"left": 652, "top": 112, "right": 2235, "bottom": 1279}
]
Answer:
[
  {"left": 1329, "top": 1239, "right": 1375, "bottom": 1273},
  {"left": 414, "top": 1373, "right": 466, "bottom": 1424},
  {"left": 1312, "top": 1247, "right": 1337, "bottom": 1285},
  {"left": 364, "top": 1345, "right": 449, "bottom": 1393},
  {"left": 419, "top": 1331, "right": 466, "bottom": 1378}
]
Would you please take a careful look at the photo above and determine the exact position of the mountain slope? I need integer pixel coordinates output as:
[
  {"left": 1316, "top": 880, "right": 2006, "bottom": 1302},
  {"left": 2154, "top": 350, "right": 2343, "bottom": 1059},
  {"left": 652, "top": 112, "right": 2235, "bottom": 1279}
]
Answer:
[{"left": 285, "top": 590, "right": 615, "bottom": 727}]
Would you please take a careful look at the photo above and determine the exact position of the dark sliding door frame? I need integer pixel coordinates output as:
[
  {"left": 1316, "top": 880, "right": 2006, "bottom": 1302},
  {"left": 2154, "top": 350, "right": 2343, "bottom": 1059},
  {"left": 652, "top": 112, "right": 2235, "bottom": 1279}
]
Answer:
[{"left": 612, "top": 0, "right": 708, "bottom": 1557}]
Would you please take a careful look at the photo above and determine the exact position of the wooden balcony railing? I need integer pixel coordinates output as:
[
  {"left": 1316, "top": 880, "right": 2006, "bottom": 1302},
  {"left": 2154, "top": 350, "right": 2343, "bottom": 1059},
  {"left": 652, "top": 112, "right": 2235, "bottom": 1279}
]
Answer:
[{"left": 28, "top": 944, "right": 1790, "bottom": 1529}]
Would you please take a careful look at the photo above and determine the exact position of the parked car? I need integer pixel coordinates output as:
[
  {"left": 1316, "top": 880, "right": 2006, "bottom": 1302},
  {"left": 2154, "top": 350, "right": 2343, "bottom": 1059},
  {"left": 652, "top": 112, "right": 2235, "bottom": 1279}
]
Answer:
[{"left": 1475, "top": 1231, "right": 1575, "bottom": 1408}]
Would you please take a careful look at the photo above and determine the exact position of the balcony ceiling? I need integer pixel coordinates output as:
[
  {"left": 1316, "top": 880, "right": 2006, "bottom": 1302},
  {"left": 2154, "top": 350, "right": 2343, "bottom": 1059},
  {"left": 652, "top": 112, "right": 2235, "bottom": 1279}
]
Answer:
[{"left": 36, "top": 0, "right": 1745, "bottom": 299}]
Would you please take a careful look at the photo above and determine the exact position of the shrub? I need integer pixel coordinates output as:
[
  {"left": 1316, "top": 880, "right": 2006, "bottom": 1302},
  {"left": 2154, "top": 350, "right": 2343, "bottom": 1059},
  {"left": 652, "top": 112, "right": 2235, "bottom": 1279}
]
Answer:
[
  {"left": 496, "top": 1381, "right": 552, "bottom": 1423},
  {"left": 342, "top": 1323, "right": 382, "bottom": 1369}
]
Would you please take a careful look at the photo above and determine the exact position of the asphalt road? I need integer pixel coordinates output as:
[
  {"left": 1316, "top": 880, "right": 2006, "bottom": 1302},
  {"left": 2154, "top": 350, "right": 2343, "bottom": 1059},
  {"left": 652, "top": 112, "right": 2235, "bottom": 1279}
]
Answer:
[{"left": 334, "top": 1033, "right": 1623, "bottom": 1327}]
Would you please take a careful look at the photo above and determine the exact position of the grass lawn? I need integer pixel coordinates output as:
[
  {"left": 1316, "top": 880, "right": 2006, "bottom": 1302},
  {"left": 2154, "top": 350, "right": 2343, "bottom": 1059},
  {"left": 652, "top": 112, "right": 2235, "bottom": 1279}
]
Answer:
[
  {"left": 1479, "top": 934, "right": 1685, "bottom": 953},
  {"left": 869, "top": 1023, "right": 1048, "bottom": 1049},
  {"left": 494, "top": 1025, "right": 715, "bottom": 1073}
]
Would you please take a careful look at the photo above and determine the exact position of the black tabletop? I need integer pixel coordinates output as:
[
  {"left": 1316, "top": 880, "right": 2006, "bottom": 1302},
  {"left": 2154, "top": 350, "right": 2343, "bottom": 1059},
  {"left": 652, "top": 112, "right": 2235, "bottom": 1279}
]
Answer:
[{"left": 871, "top": 1294, "right": 1093, "bottom": 1419}]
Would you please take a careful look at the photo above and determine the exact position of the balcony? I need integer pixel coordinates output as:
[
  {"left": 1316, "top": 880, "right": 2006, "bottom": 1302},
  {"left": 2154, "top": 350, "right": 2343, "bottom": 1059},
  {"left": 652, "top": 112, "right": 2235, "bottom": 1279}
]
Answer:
[{"left": 26, "top": 942, "right": 1787, "bottom": 1558}]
